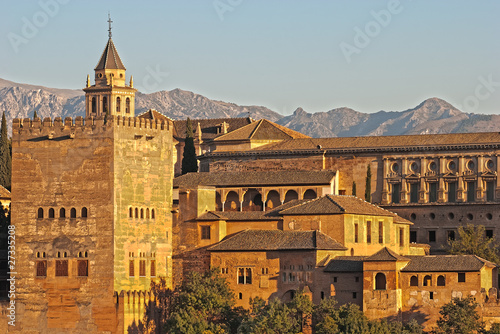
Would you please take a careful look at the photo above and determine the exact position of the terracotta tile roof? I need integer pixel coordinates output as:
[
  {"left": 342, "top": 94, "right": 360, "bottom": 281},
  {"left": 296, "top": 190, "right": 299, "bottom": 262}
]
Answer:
[
  {"left": 95, "top": 38, "right": 126, "bottom": 70},
  {"left": 209, "top": 229, "right": 347, "bottom": 251},
  {"left": 401, "top": 255, "right": 497, "bottom": 272},
  {"left": 213, "top": 119, "right": 310, "bottom": 142},
  {"left": 172, "top": 117, "right": 253, "bottom": 140},
  {"left": 137, "top": 109, "right": 173, "bottom": 122},
  {"left": 324, "top": 256, "right": 366, "bottom": 272},
  {"left": 197, "top": 211, "right": 277, "bottom": 221},
  {"left": 251, "top": 132, "right": 500, "bottom": 152},
  {"left": 0, "top": 185, "right": 10, "bottom": 198},
  {"left": 174, "top": 170, "right": 336, "bottom": 188},
  {"left": 364, "top": 247, "right": 409, "bottom": 262},
  {"left": 279, "top": 195, "right": 411, "bottom": 224}
]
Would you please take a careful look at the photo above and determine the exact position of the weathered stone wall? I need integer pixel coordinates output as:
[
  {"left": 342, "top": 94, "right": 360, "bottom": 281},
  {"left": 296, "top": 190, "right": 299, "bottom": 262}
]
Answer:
[{"left": 11, "top": 117, "right": 119, "bottom": 333}]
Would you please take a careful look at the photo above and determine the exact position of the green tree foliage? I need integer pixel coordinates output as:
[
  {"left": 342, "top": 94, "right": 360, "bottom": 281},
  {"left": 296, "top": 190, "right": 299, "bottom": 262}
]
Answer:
[
  {"left": 431, "top": 296, "right": 484, "bottom": 334},
  {"left": 448, "top": 224, "right": 500, "bottom": 263},
  {"left": 352, "top": 181, "right": 357, "bottom": 196},
  {"left": 0, "top": 113, "right": 11, "bottom": 190},
  {"left": 365, "top": 164, "right": 371, "bottom": 202},
  {"left": 238, "top": 291, "right": 313, "bottom": 333},
  {"left": 181, "top": 118, "right": 198, "bottom": 174},
  {"left": 486, "top": 323, "right": 500, "bottom": 334},
  {"left": 167, "top": 269, "right": 240, "bottom": 334},
  {"left": 33, "top": 110, "right": 38, "bottom": 119},
  {"left": 313, "top": 299, "right": 423, "bottom": 334}
]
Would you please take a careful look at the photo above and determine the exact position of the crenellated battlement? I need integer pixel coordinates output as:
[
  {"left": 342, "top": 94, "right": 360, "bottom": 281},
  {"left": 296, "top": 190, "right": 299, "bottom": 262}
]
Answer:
[{"left": 12, "top": 115, "right": 173, "bottom": 140}]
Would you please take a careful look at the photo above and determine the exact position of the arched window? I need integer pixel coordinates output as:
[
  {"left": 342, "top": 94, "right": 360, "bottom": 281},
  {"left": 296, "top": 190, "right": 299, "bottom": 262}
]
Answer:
[
  {"left": 70, "top": 208, "right": 76, "bottom": 218},
  {"left": 48, "top": 208, "right": 55, "bottom": 219},
  {"left": 437, "top": 275, "right": 445, "bottom": 286},
  {"left": 284, "top": 190, "right": 299, "bottom": 203},
  {"left": 91, "top": 97, "right": 96, "bottom": 113},
  {"left": 265, "top": 190, "right": 280, "bottom": 210},
  {"left": 146, "top": 208, "right": 150, "bottom": 219},
  {"left": 410, "top": 276, "right": 418, "bottom": 287},
  {"left": 37, "top": 208, "right": 44, "bottom": 219},
  {"left": 59, "top": 208, "right": 65, "bottom": 218},
  {"left": 423, "top": 275, "right": 432, "bottom": 286},
  {"left": 116, "top": 97, "right": 121, "bottom": 112},
  {"left": 303, "top": 189, "right": 317, "bottom": 200},
  {"left": 225, "top": 191, "right": 240, "bottom": 212},
  {"left": 103, "top": 97, "right": 108, "bottom": 114},
  {"left": 151, "top": 209, "right": 155, "bottom": 219},
  {"left": 135, "top": 208, "right": 138, "bottom": 218},
  {"left": 140, "top": 208, "right": 144, "bottom": 219},
  {"left": 375, "top": 273, "right": 386, "bottom": 290},
  {"left": 125, "top": 98, "right": 130, "bottom": 113},
  {"left": 81, "top": 207, "right": 88, "bottom": 218},
  {"left": 129, "top": 207, "right": 133, "bottom": 218}
]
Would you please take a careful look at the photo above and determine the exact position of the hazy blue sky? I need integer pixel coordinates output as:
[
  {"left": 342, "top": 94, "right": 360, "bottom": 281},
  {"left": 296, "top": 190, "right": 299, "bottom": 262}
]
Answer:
[{"left": 1, "top": 0, "right": 499, "bottom": 115}]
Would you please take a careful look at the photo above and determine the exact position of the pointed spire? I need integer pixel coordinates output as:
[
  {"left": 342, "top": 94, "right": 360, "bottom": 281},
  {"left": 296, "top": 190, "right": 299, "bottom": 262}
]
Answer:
[
  {"left": 95, "top": 38, "right": 126, "bottom": 70},
  {"left": 129, "top": 75, "right": 133, "bottom": 88},
  {"left": 86, "top": 74, "right": 90, "bottom": 87}
]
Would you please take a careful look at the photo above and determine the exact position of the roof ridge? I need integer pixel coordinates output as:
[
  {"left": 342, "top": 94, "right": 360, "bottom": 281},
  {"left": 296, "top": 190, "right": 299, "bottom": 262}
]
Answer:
[
  {"left": 325, "top": 195, "right": 345, "bottom": 212},
  {"left": 249, "top": 119, "right": 264, "bottom": 139}
]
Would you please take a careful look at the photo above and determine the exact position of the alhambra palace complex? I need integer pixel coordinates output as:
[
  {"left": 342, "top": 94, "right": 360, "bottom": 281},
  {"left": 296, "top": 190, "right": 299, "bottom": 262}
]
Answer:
[{"left": 3, "top": 32, "right": 500, "bottom": 333}]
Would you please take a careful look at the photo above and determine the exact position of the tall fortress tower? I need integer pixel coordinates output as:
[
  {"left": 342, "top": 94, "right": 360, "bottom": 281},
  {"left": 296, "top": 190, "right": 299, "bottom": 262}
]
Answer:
[{"left": 10, "top": 22, "right": 174, "bottom": 333}]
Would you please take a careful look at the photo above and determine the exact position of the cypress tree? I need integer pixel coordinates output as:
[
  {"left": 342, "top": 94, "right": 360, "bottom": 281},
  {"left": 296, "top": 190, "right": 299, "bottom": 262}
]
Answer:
[
  {"left": 0, "top": 113, "right": 11, "bottom": 190},
  {"left": 365, "top": 164, "right": 371, "bottom": 203},
  {"left": 33, "top": 110, "right": 38, "bottom": 119},
  {"left": 181, "top": 118, "right": 198, "bottom": 174}
]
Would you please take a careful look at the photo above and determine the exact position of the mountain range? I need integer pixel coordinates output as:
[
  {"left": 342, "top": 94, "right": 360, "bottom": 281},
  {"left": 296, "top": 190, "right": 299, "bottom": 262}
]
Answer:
[{"left": 1, "top": 77, "right": 499, "bottom": 138}]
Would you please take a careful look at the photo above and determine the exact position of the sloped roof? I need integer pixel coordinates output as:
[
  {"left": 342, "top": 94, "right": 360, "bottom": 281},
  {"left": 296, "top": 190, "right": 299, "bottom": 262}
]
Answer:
[
  {"left": 0, "top": 185, "right": 10, "bottom": 199},
  {"left": 279, "top": 195, "right": 410, "bottom": 224},
  {"left": 324, "top": 256, "right": 365, "bottom": 272},
  {"left": 364, "top": 247, "right": 409, "bottom": 262},
  {"left": 209, "top": 230, "right": 347, "bottom": 251},
  {"left": 251, "top": 132, "right": 500, "bottom": 152},
  {"left": 174, "top": 170, "right": 336, "bottom": 188},
  {"left": 172, "top": 117, "right": 253, "bottom": 140},
  {"left": 401, "top": 255, "right": 497, "bottom": 272},
  {"left": 137, "top": 109, "right": 172, "bottom": 122},
  {"left": 95, "top": 38, "right": 126, "bottom": 70},
  {"left": 214, "top": 119, "right": 310, "bottom": 142}
]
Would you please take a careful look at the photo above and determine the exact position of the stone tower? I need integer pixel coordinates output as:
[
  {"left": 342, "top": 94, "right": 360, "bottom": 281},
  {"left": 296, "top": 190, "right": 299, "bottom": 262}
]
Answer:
[
  {"left": 10, "top": 27, "right": 174, "bottom": 333},
  {"left": 83, "top": 18, "right": 136, "bottom": 118}
]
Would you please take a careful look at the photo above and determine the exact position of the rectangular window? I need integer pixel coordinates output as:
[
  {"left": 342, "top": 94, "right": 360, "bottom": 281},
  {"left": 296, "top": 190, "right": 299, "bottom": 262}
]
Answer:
[
  {"left": 410, "top": 230, "right": 417, "bottom": 243},
  {"left": 399, "top": 228, "right": 404, "bottom": 247},
  {"left": 353, "top": 292, "right": 357, "bottom": 299},
  {"left": 487, "top": 181, "right": 495, "bottom": 202},
  {"left": 458, "top": 272, "right": 466, "bottom": 283},
  {"left": 447, "top": 230, "right": 455, "bottom": 241},
  {"left": 378, "top": 221, "right": 384, "bottom": 244},
  {"left": 366, "top": 221, "right": 372, "bottom": 244},
  {"left": 428, "top": 230, "right": 436, "bottom": 243},
  {"left": 355, "top": 276, "right": 360, "bottom": 282},
  {"left": 392, "top": 183, "right": 400, "bottom": 204},
  {"left": 410, "top": 183, "right": 419, "bottom": 203},
  {"left": 429, "top": 183, "right": 438, "bottom": 203},
  {"left": 448, "top": 182, "right": 456, "bottom": 203},
  {"left": 129, "top": 260, "right": 135, "bottom": 277},
  {"left": 150, "top": 260, "right": 156, "bottom": 277},
  {"left": 77, "top": 260, "right": 88, "bottom": 277},
  {"left": 36, "top": 261, "right": 47, "bottom": 277},
  {"left": 354, "top": 223, "right": 359, "bottom": 243},
  {"left": 201, "top": 226, "right": 211, "bottom": 240},
  {"left": 282, "top": 273, "right": 287, "bottom": 282},
  {"left": 55, "top": 260, "right": 68, "bottom": 277},
  {"left": 238, "top": 268, "right": 252, "bottom": 284},
  {"left": 486, "top": 230, "right": 494, "bottom": 239},
  {"left": 467, "top": 182, "right": 475, "bottom": 202},
  {"left": 430, "top": 291, "right": 434, "bottom": 300},
  {"left": 139, "top": 260, "right": 146, "bottom": 277},
  {"left": 333, "top": 277, "right": 338, "bottom": 283}
]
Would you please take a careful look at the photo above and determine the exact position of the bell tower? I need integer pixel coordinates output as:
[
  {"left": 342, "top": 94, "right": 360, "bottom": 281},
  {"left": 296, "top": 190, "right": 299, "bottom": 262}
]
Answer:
[{"left": 83, "top": 15, "right": 137, "bottom": 118}]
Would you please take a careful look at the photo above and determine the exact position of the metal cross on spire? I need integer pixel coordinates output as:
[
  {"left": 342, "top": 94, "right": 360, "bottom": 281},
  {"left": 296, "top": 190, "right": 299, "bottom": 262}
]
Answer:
[{"left": 108, "top": 12, "right": 113, "bottom": 38}]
